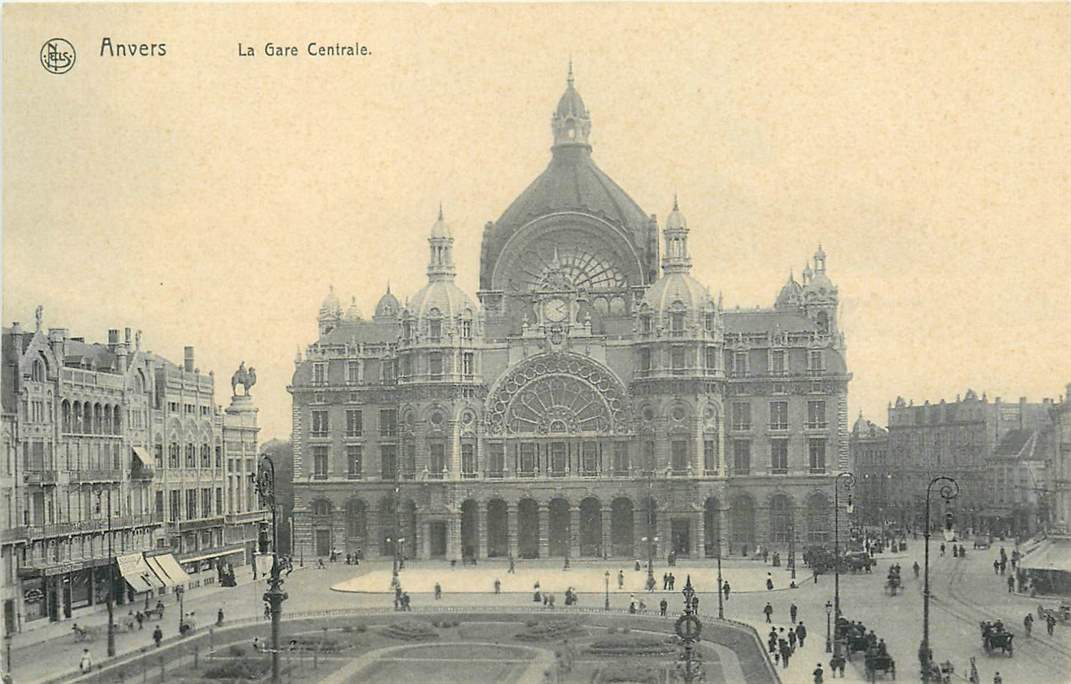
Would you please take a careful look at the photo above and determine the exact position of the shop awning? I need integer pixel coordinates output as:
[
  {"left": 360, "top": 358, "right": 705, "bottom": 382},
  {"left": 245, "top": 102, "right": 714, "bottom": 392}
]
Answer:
[
  {"left": 179, "top": 545, "right": 245, "bottom": 566},
  {"left": 1021, "top": 539, "right": 1071, "bottom": 572},
  {"left": 131, "top": 446, "right": 152, "bottom": 466},
  {"left": 146, "top": 553, "right": 191, "bottom": 587},
  {"left": 116, "top": 553, "right": 163, "bottom": 594}
]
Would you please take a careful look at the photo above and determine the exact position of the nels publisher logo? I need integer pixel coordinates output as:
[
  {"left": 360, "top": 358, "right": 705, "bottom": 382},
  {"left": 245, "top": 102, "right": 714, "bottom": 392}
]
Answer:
[{"left": 40, "top": 38, "right": 76, "bottom": 74}]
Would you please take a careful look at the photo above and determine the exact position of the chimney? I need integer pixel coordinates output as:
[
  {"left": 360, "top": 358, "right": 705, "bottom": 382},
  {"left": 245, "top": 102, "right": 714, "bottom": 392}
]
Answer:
[
  {"left": 117, "top": 343, "right": 129, "bottom": 373},
  {"left": 184, "top": 346, "right": 195, "bottom": 372},
  {"left": 124, "top": 328, "right": 132, "bottom": 345},
  {"left": 48, "top": 328, "right": 67, "bottom": 358},
  {"left": 108, "top": 329, "right": 120, "bottom": 351},
  {"left": 10, "top": 322, "right": 21, "bottom": 335}
]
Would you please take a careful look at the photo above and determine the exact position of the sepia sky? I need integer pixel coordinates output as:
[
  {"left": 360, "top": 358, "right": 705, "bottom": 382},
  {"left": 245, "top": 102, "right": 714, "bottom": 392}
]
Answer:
[{"left": 4, "top": 3, "right": 1070, "bottom": 442}]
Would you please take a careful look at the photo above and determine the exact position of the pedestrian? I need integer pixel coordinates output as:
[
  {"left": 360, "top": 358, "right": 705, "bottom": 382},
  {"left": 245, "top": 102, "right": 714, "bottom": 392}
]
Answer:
[
  {"left": 629, "top": 594, "right": 637, "bottom": 614},
  {"left": 768, "top": 628, "right": 778, "bottom": 653},
  {"left": 993, "top": 559, "right": 1000, "bottom": 575},
  {"left": 913, "top": 561, "right": 920, "bottom": 579},
  {"left": 814, "top": 570, "right": 820, "bottom": 584},
  {"left": 1007, "top": 575, "right": 1014, "bottom": 593},
  {"left": 722, "top": 581, "right": 731, "bottom": 601},
  {"left": 779, "top": 639, "right": 791, "bottom": 668},
  {"left": 253, "top": 637, "right": 261, "bottom": 652},
  {"left": 1023, "top": 613, "right": 1033, "bottom": 637},
  {"left": 79, "top": 648, "right": 93, "bottom": 673},
  {"left": 264, "top": 602, "right": 271, "bottom": 620},
  {"left": 434, "top": 582, "right": 443, "bottom": 599},
  {"left": 813, "top": 663, "right": 824, "bottom": 684},
  {"left": 659, "top": 598, "right": 668, "bottom": 616},
  {"left": 663, "top": 573, "right": 669, "bottom": 590},
  {"left": 494, "top": 578, "right": 501, "bottom": 594},
  {"left": 790, "top": 603, "right": 798, "bottom": 624},
  {"left": 999, "top": 560, "right": 1007, "bottom": 575},
  {"left": 796, "top": 621, "right": 807, "bottom": 648},
  {"left": 136, "top": 610, "right": 144, "bottom": 630},
  {"left": 939, "top": 543, "right": 945, "bottom": 556},
  {"left": 403, "top": 592, "right": 411, "bottom": 610},
  {"left": 993, "top": 672, "right": 1002, "bottom": 684},
  {"left": 217, "top": 608, "right": 224, "bottom": 626},
  {"left": 788, "top": 627, "right": 797, "bottom": 650},
  {"left": 508, "top": 554, "right": 515, "bottom": 574},
  {"left": 669, "top": 573, "right": 676, "bottom": 590},
  {"left": 618, "top": 570, "right": 624, "bottom": 589},
  {"left": 1046, "top": 613, "right": 1056, "bottom": 636},
  {"left": 153, "top": 625, "right": 163, "bottom": 647},
  {"left": 763, "top": 602, "right": 773, "bottom": 623}
]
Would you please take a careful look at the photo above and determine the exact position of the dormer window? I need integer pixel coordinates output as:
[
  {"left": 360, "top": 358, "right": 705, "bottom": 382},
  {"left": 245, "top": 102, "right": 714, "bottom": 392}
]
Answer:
[
  {"left": 428, "top": 310, "right": 442, "bottom": 342},
  {"left": 670, "top": 306, "right": 686, "bottom": 337},
  {"left": 461, "top": 318, "right": 472, "bottom": 339}
]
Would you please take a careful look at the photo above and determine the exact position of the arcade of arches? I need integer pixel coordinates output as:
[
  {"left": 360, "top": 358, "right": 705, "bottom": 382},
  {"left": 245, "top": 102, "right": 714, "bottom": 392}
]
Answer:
[{"left": 304, "top": 491, "right": 834, "bottom": 560}]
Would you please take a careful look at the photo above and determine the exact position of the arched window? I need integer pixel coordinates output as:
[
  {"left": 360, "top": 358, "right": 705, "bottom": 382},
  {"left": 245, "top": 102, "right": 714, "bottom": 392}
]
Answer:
[
  {"left": 31, "top": 359, "right": 45, "bottom": 382},
  {"left": 311, "top": 500, "right": 332, "bottom": 517},
  {"left": 62, "top": 401, "right": 72, "bottom": 433},
  {"left": 816, "top": 311, "right": 829, "bottom": 334},
  {"left": 769, "top": 495, "right": 793, "bottom": 544}
]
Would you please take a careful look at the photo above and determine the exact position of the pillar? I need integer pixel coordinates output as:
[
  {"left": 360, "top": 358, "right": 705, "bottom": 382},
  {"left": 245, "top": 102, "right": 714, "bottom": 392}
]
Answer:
[
  {"left": 569, "top": 506, "right": 581, "bottom": 558},
  {"left": 601, "top": 507, "right": 612, "bottom": 558},
  {"left": 421, "top": 521, "right": 431, "bottom": 560},
  {"left": 479, "top": 503, "right": 489, "bottom": 559},
  {"left": 448, "top": 513, "right": 462, "bottom": 561},
  {"left": 692, "top": 508, "right": 704, "bottom": 558},
  {"left": 508, "top": 502, "right": 519, "bottom": 559},
  {"left": 538, "top": 504, "right": 550, "bottom": 558}
]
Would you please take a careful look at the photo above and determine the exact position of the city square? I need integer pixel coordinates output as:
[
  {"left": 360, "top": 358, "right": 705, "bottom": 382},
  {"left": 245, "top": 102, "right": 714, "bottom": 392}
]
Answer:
[{"left": 3, "top": 4, "right": 1071, "bottom": 684}]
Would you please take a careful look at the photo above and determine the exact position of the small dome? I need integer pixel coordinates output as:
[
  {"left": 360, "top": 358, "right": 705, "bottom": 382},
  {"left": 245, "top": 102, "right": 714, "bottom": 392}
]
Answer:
[
  {"left": 319, "top": 286, "right": 341, "bottom": 318},
  {"left": 374, "top": 287, "right": 401, "bottom": 319},
  {"left": 555, "top": 62, "right": 588, "bottom": 119},
  {"left": 666, "top": 197, "right": 687, "bottom": 231},
  {"left": 803, "top": 271, "right": 836, "bottom": 296},
  {"left": 408, "top": 280, "right": 477, "bottom": 321},
  {"left": 343, "top": 297, "right": 362, "bottom": 322},
  {"left": 430, "top": 205, "right": 451, "bottom": 239},
  {"left": 642, "top": 271, "right": 712, "bottom": 315},
  {"left": 775, "top": 274, "right": 802, "bottom": 309}
]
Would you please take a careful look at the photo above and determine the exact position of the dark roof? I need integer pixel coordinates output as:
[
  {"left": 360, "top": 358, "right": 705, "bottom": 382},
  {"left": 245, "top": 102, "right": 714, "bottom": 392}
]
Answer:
[
  {"left": 722, "top": 310, "right": 818, "bottom": 334},
  {"left": 993, "top": 429, "right": 1032, "bottom": 457},
  {"left": 63, "top": 339, "right": 118, "bottom": 372},
  {"left": 318, "top": 319, "right": 399, "bottom": 346},
  {"left": 480, "top": 146, "right": 651, "bottom": 290}
]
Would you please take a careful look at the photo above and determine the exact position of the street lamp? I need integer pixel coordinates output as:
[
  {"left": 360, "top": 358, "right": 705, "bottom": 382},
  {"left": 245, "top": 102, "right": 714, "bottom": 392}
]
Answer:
[
  {"left": 391, "top": 483, "right": 403, "bottom": 577},
  {"left": 676, "top": 576, "right": 703, "bottom": 683},
  {"left": 251, "top": 456, "right": 288, "bottom": 684},
  {"left": 920, "top": 475, "right": 959, "bottom": 682},
  {"left": 93, "top": 487, "right": 116, "bottom": 658},
  {"left": 824, "top": 599, "right": 833, "bottom": 653},
  {"left": 788, "top": 516, "right": 797, "bottom": 582},
  {"left": 645, "top": 470, "right": 657, "bottom": 591},
  {"left": 604, "top": 571, "right": 610, "bottom": 611},
  {"left": 833, "top": 472, "right": 855, "bottom": 619}
]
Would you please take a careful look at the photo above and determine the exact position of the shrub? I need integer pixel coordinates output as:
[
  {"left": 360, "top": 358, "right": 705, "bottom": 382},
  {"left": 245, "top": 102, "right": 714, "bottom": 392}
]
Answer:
[
  {"left": 587, "top": 635, "right": 677, "bottom": 657},
  {"left": 526, "top": 620, "right": 538, "bottom": 628},
  {"left": 356, "top": 625, "right": 368, "bottom": 633},
  {"left": 203, "top": 657, "right": 271, "bottom": 680},
  {"left": 383, "top": 621, "right": 440, "bottom": 641},
  {"left": 341, "top": 625, "right": 354, "bottom": 633},
  {"left": 607, "top": 626, "right": 618, "bottom": 634},
  {"left": 516, "top": 620, "right": 584, "bottom": 642},
  {"left": 228, "top": 645, "right": 245, "bottom": 657},
  {"left": 621, "top": 627, "right": 630, "bottom": 634}
]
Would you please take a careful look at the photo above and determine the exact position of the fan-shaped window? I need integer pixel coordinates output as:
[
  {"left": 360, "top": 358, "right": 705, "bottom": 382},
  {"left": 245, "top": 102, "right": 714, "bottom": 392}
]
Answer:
[{"left": 508, "top": 376, "right": 610, "bottom": 434}]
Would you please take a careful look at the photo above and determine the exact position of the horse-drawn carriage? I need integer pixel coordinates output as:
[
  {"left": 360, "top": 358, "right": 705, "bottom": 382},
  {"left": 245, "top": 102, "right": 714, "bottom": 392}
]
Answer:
[
  {"left": 980, "top": 621, "right": 1014, "bottom": 656},
  {"left": 71, "top": 623, "right": 99, "bottom": 642},
  {"left": 839, "top": 624, "right": 874, "bottom": 660},
  {"left": 864, "top": 650, "right": 896, "bottom": 682},
  {"left": 803, "top": 545, "right": 836, "bottom": 574},
  {"left": 144, "top": 602, "right": 165, "bottom": 621},
  {"left": 844, "top": 551, "right": 875, "bottom": 573}
]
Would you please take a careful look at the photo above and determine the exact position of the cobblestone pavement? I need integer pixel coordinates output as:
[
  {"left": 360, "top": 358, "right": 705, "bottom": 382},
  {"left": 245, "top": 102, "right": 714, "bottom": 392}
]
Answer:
[{"left": 11, "top": 541, "right": 1071, "bottom": 684}]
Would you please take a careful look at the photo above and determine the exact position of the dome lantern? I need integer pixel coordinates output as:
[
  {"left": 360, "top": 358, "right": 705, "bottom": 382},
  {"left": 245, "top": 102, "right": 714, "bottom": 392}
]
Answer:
[{"left": 551, "top": 61, "right": 592, "bottom": 150}]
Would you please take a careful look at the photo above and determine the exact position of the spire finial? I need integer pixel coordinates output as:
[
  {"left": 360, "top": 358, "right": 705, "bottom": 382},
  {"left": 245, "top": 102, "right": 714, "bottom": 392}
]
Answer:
[
  {"left": 386, "top": 281, "right": 391, "bottom": 294},
  {"left": 438, "top": 201, "right": 444, "bottom": 221},
  {"left": 672, "top": 192, "right": 679, "bottom": 211},
  {"left": 567, "top": 58, "right": 574, "bottom": 87}
]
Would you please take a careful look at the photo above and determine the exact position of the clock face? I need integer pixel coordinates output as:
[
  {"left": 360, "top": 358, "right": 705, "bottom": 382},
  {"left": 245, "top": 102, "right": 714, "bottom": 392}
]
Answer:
[{"left": 544, "top": 298, "right": 568, "bottom": 322}]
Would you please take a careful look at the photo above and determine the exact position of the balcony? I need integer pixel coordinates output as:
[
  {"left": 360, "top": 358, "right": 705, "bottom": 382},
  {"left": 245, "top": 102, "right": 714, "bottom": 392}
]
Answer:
[
  {"left": 809, "top": 467, "right": 828, "bottom": 475},
  {"left": 312, "top": 472, "right": 328, "bottom": 481},
  {"left": 486, "top": 470, "right": 505, "bottom": 479},
  {"left": 461, "top": 471, "right": 479, "bottom": 479},
  {"left": 69, "top": 469, "right": 124, "bottom": 483},
  {"left": 771, "top": 468, "right": 789, "bottom": 475},
  {"left": 24, "top": 470, "right": 58, "bottom": 486},
  {"left": 805, "top": 422, "right": 829, "bottom": 430},
  {"left": 768, "top": 423, "right": 789, "bottom": 432},
  {"left": 347, "top": 472, "right": 363, "bottom": 480},
  {"left": 177, "top": 515, "right": 226, "bottom": 532}
]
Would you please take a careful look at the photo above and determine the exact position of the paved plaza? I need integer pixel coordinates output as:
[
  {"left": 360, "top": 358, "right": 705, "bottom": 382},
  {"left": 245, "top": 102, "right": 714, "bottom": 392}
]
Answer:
[{"left": 332, "top": 558, "right": 813, "bottom": 596}]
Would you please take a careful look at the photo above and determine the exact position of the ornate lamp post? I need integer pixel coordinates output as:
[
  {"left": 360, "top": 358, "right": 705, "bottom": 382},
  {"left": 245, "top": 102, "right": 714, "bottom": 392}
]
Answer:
[
  {"left": 93, "top": 487, "right": 116, "bottom": 658},
  {"left": 715, "top": 526, "right": 724, "bottom": 620},
  {"left": 251, "top": 456, "right": 288, "bottom": 684},
  {"left": 645, "top": 471, "right": 657, "bottom": 591},
  {"left": 833, "top": 472, "right": 855, "bottom": 619},
  {"left": 788, "top": 516, "right": 797, "bottom": 582},
  {"left": 920, "top": 476, "right": 958, "bottom": 682},
  {"left": 675, "top": 576, "right": 703, "bottom": 683},
  {"left": 604, "top": 571, "right": 610, "bottom": 611}
]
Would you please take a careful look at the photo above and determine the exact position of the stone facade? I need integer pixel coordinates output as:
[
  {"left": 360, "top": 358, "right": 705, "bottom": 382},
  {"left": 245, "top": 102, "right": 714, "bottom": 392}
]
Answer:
[
  {"left": 291, "top": 70, "right": 851, "bottom": 563},
  {"left": 850, "top": 415, "right": 889, "bottom": 527},
  {"left": 887, "top": 390, "right": 1053, "bottom": 535},
  {"left": 1051, "top": 384, "right": 1071, "bottom": 534},
  {"left": 0, "top": 312, "right": 266, "bottom": 633}
]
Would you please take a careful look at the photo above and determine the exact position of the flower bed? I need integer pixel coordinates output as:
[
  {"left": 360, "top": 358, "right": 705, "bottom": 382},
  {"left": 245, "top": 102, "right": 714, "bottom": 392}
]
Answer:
[
  {"left": 382, "top": 620, "right": 440, "bottom": 641},
  {"left": 202, "top": 657, "right": 273, "bottom": 680},
  {"left": 594, "top": 660, "right": 664, "bottom": 684},
  {"left": 515, "top": 620, "right": 585, "bottom": 642},
  {"left": 586, "top": 635, "right": 678, "bottom": 657}
]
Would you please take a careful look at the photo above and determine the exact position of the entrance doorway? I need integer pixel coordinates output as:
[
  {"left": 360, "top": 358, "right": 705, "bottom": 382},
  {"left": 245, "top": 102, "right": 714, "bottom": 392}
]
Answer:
[
  {"left": 429, "top": 522, "right": 447, "bottom": 558},
  {"left": 315, "top": 529, "right": 331, "bottom": 557},
  {"left": 671, "top": 520, "right": 691, "bottom": 557}
]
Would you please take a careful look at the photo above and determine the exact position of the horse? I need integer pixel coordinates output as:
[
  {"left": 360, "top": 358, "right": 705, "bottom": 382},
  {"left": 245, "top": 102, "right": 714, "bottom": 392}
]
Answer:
[{"left": 231, "top": 363, "right": 257, "bottom": 396}]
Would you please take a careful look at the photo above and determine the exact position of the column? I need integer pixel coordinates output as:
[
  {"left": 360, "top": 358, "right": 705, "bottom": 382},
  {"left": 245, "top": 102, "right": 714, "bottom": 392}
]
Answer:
[
  {"left": 538, "top": 504, "right": 550, "bottom": 558},
  {"left": 601, "top": 507, "right": 613, "bottom": 559},
  {"left": 479, "top": 503, "right": 489, "bottom": 559},
  {"left": 634, "top": 505, "right": 649, "bottom": 562},
  {"left": 421, "top": 521, "right": 431, "bottom": 560},
  {"left": 691, "top": 508, "right": 703, "bottom": 558},
  {"left": 569, "top": 506, "right": 581, "bottom": 558},
  {"left": 448, "top": 513, "right": 462, "bottom": 562},
  {"left": 508, "top": 503, "right": 519, "bottom": 559},
  {"left": 659, "top": 505, "right": 672, "bottom": 561}
]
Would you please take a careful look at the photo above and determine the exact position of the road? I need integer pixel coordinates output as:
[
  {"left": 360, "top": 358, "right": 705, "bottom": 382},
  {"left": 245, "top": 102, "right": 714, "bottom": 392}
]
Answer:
[{"left": 9, "top": 541, "right": 1070, "bottom": 683}]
